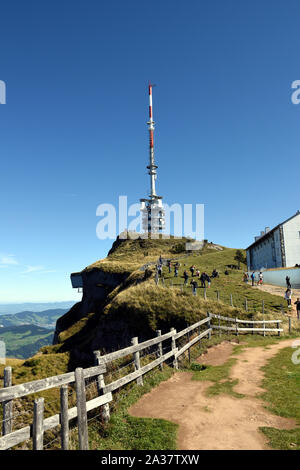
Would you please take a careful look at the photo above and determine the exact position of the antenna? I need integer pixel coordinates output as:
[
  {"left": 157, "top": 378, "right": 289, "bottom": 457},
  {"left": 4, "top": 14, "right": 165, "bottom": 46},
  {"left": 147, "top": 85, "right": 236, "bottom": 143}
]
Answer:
[{"left": 140, "top": 84, "right": 165, "bottom": 234}]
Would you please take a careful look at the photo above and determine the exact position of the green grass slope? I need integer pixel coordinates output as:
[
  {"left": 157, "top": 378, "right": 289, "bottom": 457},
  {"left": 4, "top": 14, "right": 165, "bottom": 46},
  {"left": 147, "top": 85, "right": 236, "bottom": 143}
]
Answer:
[{"left": 53, "top": 238, "right": 292, "bottom": 355}]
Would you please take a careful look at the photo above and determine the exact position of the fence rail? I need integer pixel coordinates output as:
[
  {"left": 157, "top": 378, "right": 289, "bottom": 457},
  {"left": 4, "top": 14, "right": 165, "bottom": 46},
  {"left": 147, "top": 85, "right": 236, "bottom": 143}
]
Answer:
[{"left": 0, "top": 311, "right": 284, "bottom": 451}]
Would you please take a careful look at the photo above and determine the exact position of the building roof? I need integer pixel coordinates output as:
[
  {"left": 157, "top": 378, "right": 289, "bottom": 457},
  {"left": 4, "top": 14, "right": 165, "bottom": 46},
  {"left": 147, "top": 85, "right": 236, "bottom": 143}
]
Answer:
[{"left": 246, "top": 210, "right": 300, "bottom": 251}]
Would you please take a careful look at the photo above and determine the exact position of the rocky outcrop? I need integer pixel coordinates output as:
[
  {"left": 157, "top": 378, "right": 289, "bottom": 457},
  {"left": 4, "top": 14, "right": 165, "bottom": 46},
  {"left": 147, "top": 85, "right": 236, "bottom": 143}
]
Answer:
[{"left": 53, "top": 268, "right": 130, "bottom": 346}]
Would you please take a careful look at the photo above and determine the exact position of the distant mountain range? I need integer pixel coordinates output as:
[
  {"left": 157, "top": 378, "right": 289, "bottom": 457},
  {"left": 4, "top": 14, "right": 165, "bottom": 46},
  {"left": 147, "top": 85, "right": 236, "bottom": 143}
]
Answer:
[
  {"left": 0, "top": 309, "right": 68, "bottom": 329},
  {"left": 0, "top": 301, "right": 75, "bottom": 315},
  {"left": 0, "top": 325, "right": 54, "bottom": 359},
  {"left": 0, "top": 307, "right": 72, "bottom": 359}
]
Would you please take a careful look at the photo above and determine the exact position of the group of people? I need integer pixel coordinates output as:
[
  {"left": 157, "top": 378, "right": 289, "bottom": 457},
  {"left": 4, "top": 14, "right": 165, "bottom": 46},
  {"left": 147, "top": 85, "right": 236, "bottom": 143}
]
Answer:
[
  {"left": 186, "top": 267, "right": 220, "bottom": 295},
  {"left": 245, "top": 271, "right": 263, "bottom": 286}
]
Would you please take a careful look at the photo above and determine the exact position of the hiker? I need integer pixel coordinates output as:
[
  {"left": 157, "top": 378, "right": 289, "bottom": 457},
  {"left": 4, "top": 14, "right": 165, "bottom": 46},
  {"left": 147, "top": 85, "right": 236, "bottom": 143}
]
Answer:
[
  {"left": 251, "top": 272, "right": 255, "bottom": 286},
  {"left": 190, "top": 279, "right": 198, "bottom": 296},
  {"left": 286, "top": 276, "right": 291, "bottom": 288},
  {"left": 211, "top": 269, "right": 219, "bottom": 278},
  {"left": 243, "top": 272, "right": 249, "bottom": 283},
  {"left": 157, "top": 264, "right": 162, "bottom": 277},
  {"left": 190, "top": 265, "right": 195, "bottom": 277},
  {"left": 285, "top": 288, "right": 292, "bottom": 308},
  {"left": 183, "top": 270, "right": 189, "bottom": 285},
  {"left": 206, "top": 274, "right": 211, "bottom": 288},
  {"left": 168, "top": 260, "right": 172, "bottom": 273},
  {"left": 174, "top": 266, "right": 178, "bottom": 277},
  {"left": 257, "top": 272, "right": 263, "bottom": 285},
  {"left": 200, "top": 272, "right": 206, "bottom": 288},
  {"left": 294, "top": 298, "right": 300, "bottom": 320},
  {"left": 159, "top": 254, "right": 162, "bottom": 264},
  {"left": 195, "top": 269, "right": 200, "bottom": 277},
  {"left": 225, "top": 269, "right": 229, "bottom": 276}
]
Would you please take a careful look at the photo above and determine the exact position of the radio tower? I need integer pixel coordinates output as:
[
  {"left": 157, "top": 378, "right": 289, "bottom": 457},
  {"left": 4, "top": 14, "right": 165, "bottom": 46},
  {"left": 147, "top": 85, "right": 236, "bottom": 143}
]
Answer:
[{"left": 140, "top": 83, "right": 165, "bottom": 234}]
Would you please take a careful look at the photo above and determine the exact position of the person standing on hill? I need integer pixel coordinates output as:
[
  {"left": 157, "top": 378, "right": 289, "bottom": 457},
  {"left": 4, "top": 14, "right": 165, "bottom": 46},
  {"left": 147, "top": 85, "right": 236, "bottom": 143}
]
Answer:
[
  {"left": 251, "top": 272, "right": 255, "bottom": 286},
  {"left": 183, "top": 270, "right": 189, "bottom": 285},
  {"left": 200, "top": 272, "right": 206, "bottom": 288},
  {"left": 168, "top": 260, "right": 172, "bottom": 273},
  {"left": 294, "top": 298, "right": 300, "bottom": 320},
  {"left": 285, "top": 288, "right": 292, "bottom": 308},
  {"left": 206, "top": 274, "right": 211, "bottom": 288},
  {"left": 190, "top": 265, "right": 195, "bottom": 277},
  {"left": 286, "top": 276, "right": 291, "bottom": 288},
  {"left": 190, "top": 279, "right": 198, "bottom": 296}
]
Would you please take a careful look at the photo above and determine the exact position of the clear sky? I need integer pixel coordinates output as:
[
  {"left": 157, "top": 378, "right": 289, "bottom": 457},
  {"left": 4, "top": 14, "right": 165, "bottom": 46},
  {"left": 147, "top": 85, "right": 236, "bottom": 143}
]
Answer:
[{"left": 0, "top": 0, "right": 300, "bottom": 302}]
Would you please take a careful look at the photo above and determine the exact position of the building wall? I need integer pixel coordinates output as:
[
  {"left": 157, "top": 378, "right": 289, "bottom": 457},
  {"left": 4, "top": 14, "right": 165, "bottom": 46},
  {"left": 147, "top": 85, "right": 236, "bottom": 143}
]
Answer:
[
  {"left": 282, "top": 213, "right": 300, "bottom": 267},
  {"left": 247, "top": 228, "right": 282, "bottom": 271},
  {"left": 247, "top": 267, "right": 300, "bottom": 288}
]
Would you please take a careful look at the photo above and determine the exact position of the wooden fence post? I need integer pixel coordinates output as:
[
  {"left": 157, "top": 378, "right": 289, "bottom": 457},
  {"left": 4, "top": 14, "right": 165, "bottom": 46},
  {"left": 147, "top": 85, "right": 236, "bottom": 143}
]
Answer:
[
  {"left": 60, "top": 385, "right": 69, "bottom": 450},
  {"left": 132, "top": 337, "right": 143, "bottom": 385},
  {"left": 204, "top": 288, "right": 207, "bottom": 300},
  {"left": 235, "top": 318, "right": 238, "bottom": 336},
  {"left": 277, "top": 322, "right": 281, "bottom": 337},
  {"left": 170, "top": 328, "right": 178, "bottom": 369},
  {"left": 218, "top": 314, "right": 221, "bottom": 336},
  {"left": 156, "top": 330, "right": 163, "bottom": 371},
  {"left": 230, "top": 294, "right": 233, "bottom": 307},
  {"left": 2, "top": 366, "right": 13, "bottom": 436},
  {"left": 288, "top": 317, "right": 292, "bottom": 335},
  {"left": 75, "top": 368, "right": 89, "bottom": 450},
  {"left": 33, "top": 397, "right": 44, "bottom": 450},
  {"left": 207, "top": 313, "right": 211, "bottom": 339},
  {"left": 162, "top": 277, "right": 165, "bottom": 286},
  {"left": 263, "top": 320, "right": 266, "bottom": 337},
  {"left": 94, "top": 352, "right": 110, "bottom": 423}
]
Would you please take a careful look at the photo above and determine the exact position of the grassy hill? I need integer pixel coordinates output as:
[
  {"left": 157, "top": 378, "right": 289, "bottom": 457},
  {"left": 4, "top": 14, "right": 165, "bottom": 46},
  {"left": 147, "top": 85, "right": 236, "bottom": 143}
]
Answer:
[
  {"left": 0, "top": 325, "right": 54, "bottom": 359},
  {"left": 0, "top": 235, "right": 298, "bottom": 451},
  {"left": 51, "top": 236, "right": 293, "bottom": 359}
]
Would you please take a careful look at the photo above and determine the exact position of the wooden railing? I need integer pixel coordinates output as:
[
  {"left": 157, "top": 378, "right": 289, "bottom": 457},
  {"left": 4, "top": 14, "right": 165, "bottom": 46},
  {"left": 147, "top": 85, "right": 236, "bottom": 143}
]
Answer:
[{"left": 0, "top": 312, "right": 283, "bottom": 451}]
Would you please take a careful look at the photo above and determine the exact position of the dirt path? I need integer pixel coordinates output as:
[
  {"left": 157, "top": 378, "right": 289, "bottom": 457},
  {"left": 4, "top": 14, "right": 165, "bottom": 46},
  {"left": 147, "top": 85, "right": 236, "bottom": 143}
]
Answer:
[
  {"left": 252, "top": 283, "right": 300, "bottom": 317},
  {"left": 129, "top": 339, "right": 298, "bottom": 450}
]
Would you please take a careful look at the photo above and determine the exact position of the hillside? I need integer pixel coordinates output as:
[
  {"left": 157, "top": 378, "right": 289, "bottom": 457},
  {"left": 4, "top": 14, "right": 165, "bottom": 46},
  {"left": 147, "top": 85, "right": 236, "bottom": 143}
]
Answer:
[
  {"left": 0, "top": 309, "right": 68, "bottom": 329},
  {"left": 0, "top": 235, "right": 297, "bottom": 451},
  {"left": 45, "top": 235, "right": 291, "bottom": 368},
  {"left": 0, "top": 325, "right": 54, "bottom": 359}
]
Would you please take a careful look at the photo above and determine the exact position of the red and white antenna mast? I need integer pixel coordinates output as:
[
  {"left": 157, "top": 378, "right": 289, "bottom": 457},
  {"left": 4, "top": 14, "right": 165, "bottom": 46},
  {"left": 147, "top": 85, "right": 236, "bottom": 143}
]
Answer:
[
  {"left": 140, "top": 83, "right": 165, "bottom": 234},
  {"left": 147, "top": 83, "right": 157, "bottom": 198}
]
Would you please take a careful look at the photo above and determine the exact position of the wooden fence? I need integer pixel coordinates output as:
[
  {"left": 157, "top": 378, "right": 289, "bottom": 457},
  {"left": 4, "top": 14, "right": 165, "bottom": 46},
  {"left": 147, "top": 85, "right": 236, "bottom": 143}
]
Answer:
[{"left": 0, "top": 312, "right": 283, "bottom": 451}]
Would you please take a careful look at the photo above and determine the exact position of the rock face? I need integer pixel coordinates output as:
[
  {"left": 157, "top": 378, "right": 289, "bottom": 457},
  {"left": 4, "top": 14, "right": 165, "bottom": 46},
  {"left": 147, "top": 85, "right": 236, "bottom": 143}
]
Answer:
[{"left": 53, "top": 268, "right": 130, "bottom": 347}]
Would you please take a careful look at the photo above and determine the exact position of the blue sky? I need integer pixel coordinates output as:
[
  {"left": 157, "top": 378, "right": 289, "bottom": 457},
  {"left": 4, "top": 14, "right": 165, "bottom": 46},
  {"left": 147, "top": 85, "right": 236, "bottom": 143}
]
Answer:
[{"left": 0, "top": 0, "right": 300, "bottom": 302}]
